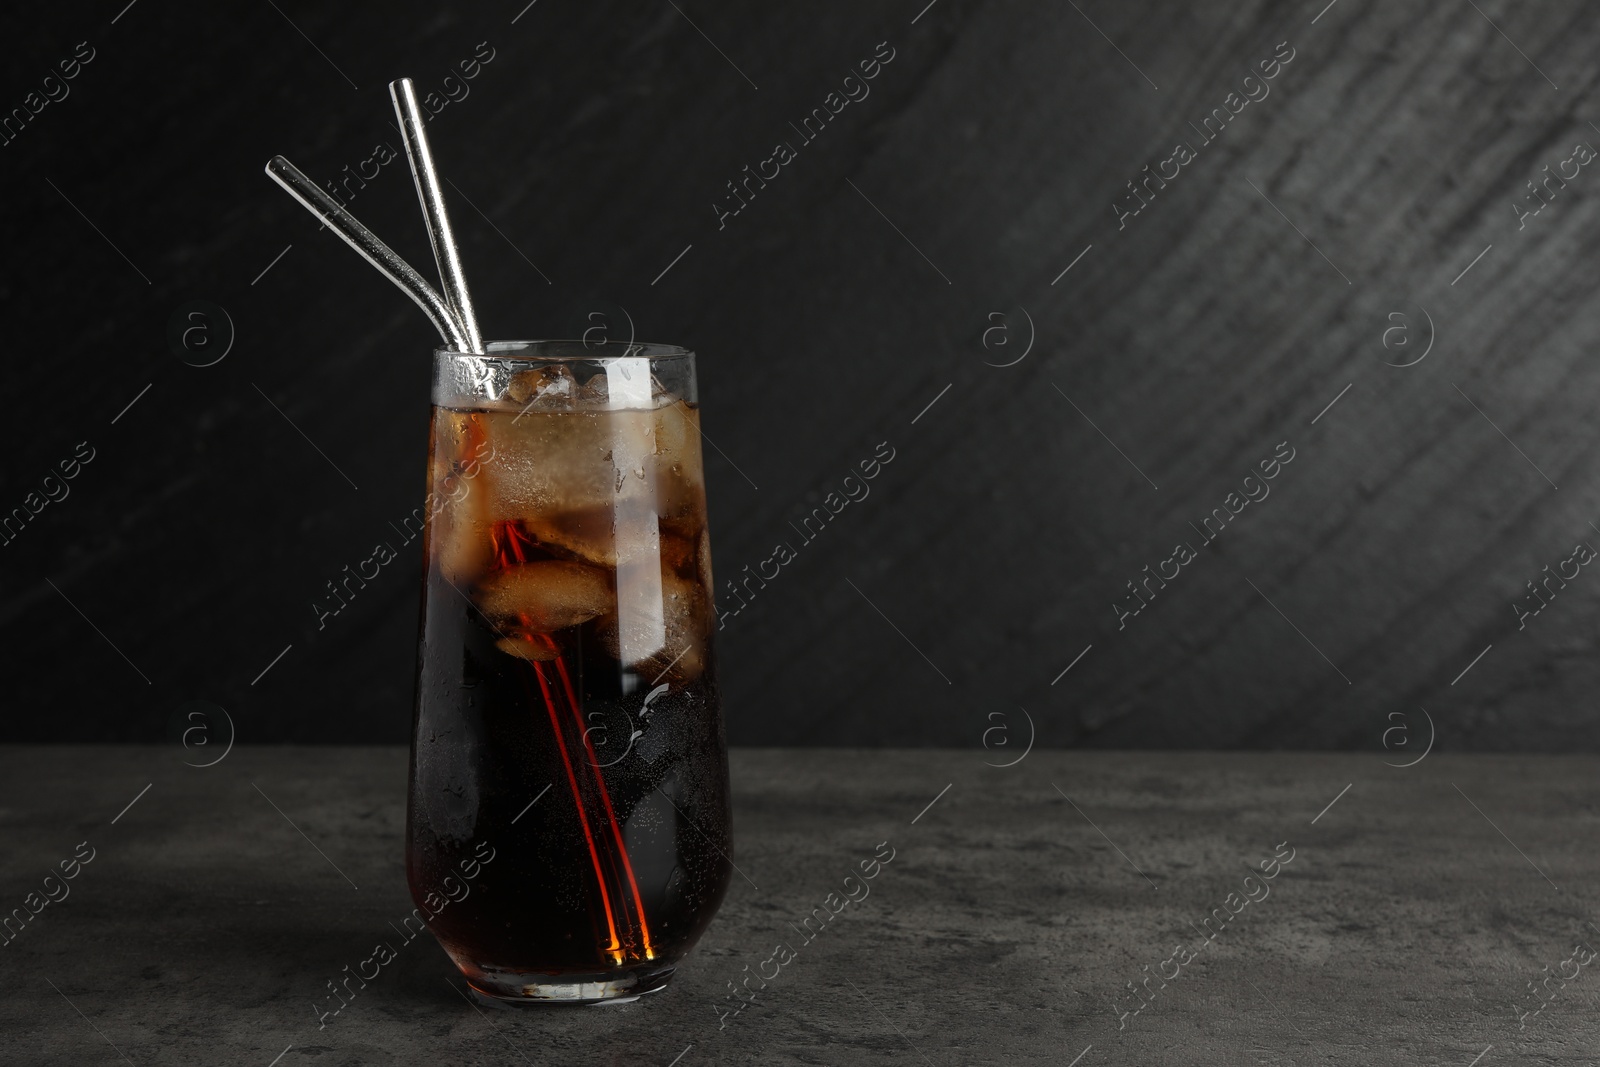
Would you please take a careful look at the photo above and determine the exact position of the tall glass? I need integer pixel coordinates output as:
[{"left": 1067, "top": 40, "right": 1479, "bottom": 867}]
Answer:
[{"left": 407, "top": 340, "right": 732, "bottom": 1004}]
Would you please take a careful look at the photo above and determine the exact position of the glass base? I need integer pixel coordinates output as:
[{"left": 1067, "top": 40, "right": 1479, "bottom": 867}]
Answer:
[{"left": 461, "top": 962, "right": 677, "bottom": 1006}]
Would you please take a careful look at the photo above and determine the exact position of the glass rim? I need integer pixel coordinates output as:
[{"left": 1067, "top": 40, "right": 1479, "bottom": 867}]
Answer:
[{"left": 433, "top": 339, "right": 694, "bottom": 362}]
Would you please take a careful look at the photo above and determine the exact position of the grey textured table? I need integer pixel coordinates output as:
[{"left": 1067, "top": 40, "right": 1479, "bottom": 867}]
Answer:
[{"left": 2, "top": 746, "right": 1597, "bottom": 1065}]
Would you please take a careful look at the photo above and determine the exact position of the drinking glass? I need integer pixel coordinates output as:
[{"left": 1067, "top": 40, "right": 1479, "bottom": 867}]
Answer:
[{"left": 406, "top": 340, "right": 732, "bottom": 1004}]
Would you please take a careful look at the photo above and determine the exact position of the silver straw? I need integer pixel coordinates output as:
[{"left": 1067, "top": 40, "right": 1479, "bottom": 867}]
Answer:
[
  {"left": 390, "top": 78, "right": 484, "bottom": 354},
  {"left": 264, "top": 155, "right": 471, "bottom": 351}
]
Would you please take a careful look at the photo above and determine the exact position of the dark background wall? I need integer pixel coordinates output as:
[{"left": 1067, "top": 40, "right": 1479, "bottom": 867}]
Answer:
[{"left": 2, "top": 0, "right": 1597, "bottom": 749}]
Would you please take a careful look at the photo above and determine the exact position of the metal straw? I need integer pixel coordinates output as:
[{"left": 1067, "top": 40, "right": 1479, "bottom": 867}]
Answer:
[
  {"left": 390, "top": 78, "right": 484, "bottom": 354},
  {"left": 264, "top": 155, "right": 471, "bottom": 351}
]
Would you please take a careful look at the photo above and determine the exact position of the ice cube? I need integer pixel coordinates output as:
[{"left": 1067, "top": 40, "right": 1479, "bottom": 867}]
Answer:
[
  {"left": 659, "top": 528, "right": 697, "bottom": 576},
  {"left": 652, "top": 398, "right": 697, "bottom": 457},
  {"left": 520, "top": 497, "right": 668, "bottom": 571},
  {"left": 495, "top": 633, "right": 559, "bottom": 661},
  {"left": 474, "top": 402, "right": 702, "bottom": 569},
  {"left": 477, "top": 407, "right": 616, "bottom": 519},
  {"left": 476, "top": 560, "right": 613, "bottom": 632},
  {"left": 651, "top": 400, "right": 707, "bottom": 536},
  {"left": 434, "top": 479, "right": 491, "bottom": 585},
  {"left": 597, "top": 569, "right": 709, "bottom": 684},
  {"left": 650, "top": 374, "right": 675, "bottom": 406},
  {"left": 489, "top": 401, "right": 660, "bottom": 559},
  {"left": 577, "top": 371, "right": 609, "bottom": 408},
  {"left": 430, "top": 409, "right": 493, "bottom": 585},
  {"left": 522, "top": 503, "right": 617, "bottom": 566},
  {"left": 507, "top": 365, "right": 577, "bottom": 411}
]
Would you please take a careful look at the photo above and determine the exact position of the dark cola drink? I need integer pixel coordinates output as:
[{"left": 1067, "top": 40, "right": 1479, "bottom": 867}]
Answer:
[{"left": 407, "top": 342, "right": 732, "bottom": 1004}]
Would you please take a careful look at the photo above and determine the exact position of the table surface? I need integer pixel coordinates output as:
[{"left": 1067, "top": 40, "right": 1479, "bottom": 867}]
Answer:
[{"left": 2, "top": 746, "right": 1597, "bottom": 1066}]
